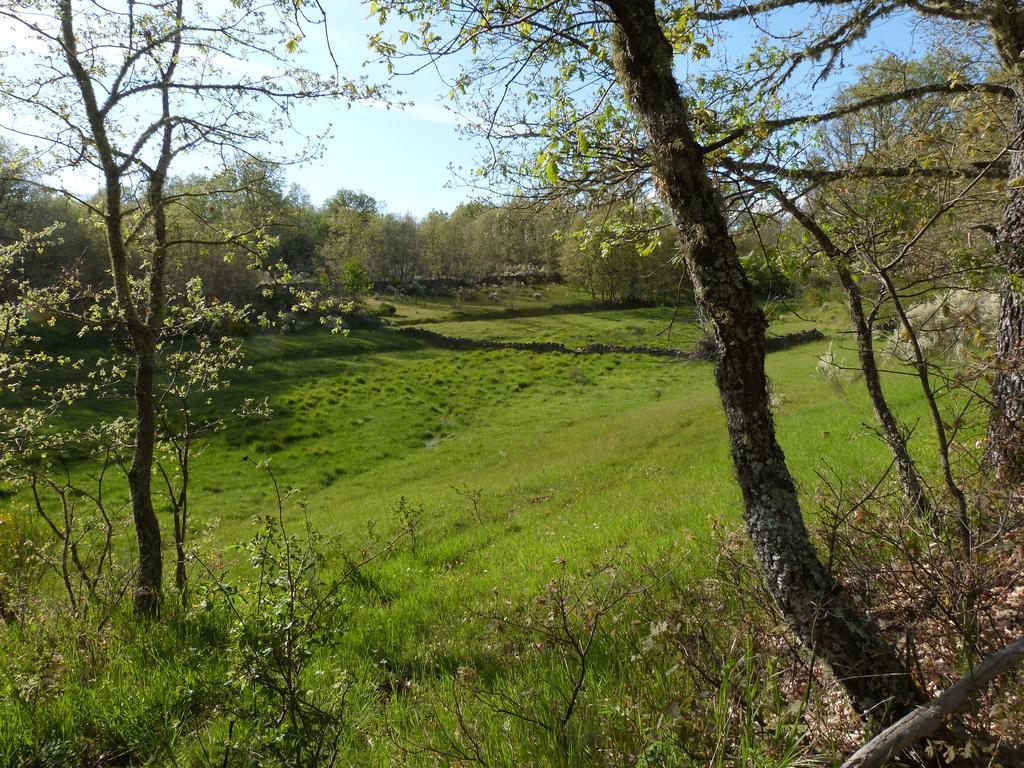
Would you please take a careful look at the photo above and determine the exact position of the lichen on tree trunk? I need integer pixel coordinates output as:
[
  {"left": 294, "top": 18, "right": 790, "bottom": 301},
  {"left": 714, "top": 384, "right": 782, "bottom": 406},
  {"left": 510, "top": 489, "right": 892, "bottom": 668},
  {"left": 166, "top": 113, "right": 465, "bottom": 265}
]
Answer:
[
  {"left": 988, "top": 93, "right": 1024, "bottom": 483},
  {"left": 602, "top": 0, "right": 922, "bottom": 719}
]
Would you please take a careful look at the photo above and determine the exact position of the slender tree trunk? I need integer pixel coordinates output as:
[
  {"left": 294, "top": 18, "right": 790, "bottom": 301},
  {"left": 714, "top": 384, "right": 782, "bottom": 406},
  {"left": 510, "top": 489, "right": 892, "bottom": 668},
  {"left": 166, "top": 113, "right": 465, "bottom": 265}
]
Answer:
[
  {"left": 874, "top": 268, "right": 972, "bottom": 557},
  {"left": 130, "top": 46, "right": 176, "bottom": 612},
  {"left": 173, "top": 440, "right": 189, "bottom": 596},
  {"left": 768, "top": 190, "right": 930, "bottom": 517},
  {"left": 59, "top": 0, "right": 169, "bottom": 613},
  {"left": 129, "top": 337, "right": 162, "bottom": 615},
  {"left": 174, "top": 535, "right": 186, "bottom": 595},
  {"left": 988, "top": 92, "right": 1024, "bottom": 483},
  {"left": 837, "top": 264, "right": 931, "bottom": 517},
  {"left": 603, "top": 0, "right": 921, "bottom": 719}
]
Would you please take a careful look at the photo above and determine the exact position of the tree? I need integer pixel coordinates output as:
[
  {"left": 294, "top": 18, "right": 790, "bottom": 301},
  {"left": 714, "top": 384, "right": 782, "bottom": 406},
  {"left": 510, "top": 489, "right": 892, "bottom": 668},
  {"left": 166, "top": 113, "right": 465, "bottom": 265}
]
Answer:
[
  {"left": 447, "top": 202, "right": 490, "bottom": 279},
  {"left": 0, "top": 143, "right": 106, "bottom": 288},
  {"left": 338, "top": 254, "right": 371, "bottom": 297},
  {"left": 0, "top": 0, "right": 355, "bottom": 613},
  {"left": 606, "top": 1, "right": 921, "bottom": 716},
  {"left": 317, "top": 189, "right": 379, "bottom": 292},
  {"left": 418, "top": 209, "right": 450, "bottom": 279},
  {"left": 373, "top": 0, "right": 922, "bottom": 718},
  {"left": 164, "top": 166, "right": 273, "bottom": 306},
  {"left": 695, "top": 0, "right": 1024, "bottom": 480},
  {"left": 323, "top": 188, "right": 380, "bottom": 220},
  {"left": 369, "top": 213, "right": 421, "bottom": 283},
  {"left": 745, "top": 53, "right": 1005, "bottom": 523},
  {"left": 560, "top": 202, "right": 683, "bottom": 303}
]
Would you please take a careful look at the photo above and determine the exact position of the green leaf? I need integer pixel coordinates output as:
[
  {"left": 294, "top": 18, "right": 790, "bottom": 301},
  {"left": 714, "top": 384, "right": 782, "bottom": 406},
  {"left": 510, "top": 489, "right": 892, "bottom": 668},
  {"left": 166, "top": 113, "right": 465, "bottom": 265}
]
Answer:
[{"left": 545, "top": 158, "right": 559, "bottom": 184}]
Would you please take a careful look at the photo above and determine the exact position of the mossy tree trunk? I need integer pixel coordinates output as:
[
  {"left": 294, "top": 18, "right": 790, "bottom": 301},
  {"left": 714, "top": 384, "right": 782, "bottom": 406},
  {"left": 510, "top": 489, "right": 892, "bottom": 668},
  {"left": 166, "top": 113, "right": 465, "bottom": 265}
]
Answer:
[
  {"left": 984, "top": 10, "right": 1024, "bottom": 482},
  {"left": 603, "top": 0, "right": 922, "bottom": 719},
  {"left": 989, "top": 91, "right": 1024, "bottom": 483}
]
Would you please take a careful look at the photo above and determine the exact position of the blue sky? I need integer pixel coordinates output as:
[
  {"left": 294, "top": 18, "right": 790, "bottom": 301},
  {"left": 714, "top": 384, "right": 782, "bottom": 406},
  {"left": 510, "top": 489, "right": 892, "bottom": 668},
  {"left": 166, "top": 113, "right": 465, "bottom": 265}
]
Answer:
[
  {"left": 286, "top": 96, "right": 474, "bottom": 216},
  {"left": 280, "top": 4, "right": 475, "bottom": 217},
  {"left": 0, "top": 2, "right": 932, "bottom": 218},
  {"left": 286, "top": 3, "right": 930, "bottom": 217}
]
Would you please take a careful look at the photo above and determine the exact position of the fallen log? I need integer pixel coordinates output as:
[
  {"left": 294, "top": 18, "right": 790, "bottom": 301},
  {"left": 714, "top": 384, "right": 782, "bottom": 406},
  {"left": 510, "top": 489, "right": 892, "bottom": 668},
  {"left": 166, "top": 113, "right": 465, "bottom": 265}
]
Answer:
[{"left": 842, "top": 635, "right": 1024, "bottom": 768}]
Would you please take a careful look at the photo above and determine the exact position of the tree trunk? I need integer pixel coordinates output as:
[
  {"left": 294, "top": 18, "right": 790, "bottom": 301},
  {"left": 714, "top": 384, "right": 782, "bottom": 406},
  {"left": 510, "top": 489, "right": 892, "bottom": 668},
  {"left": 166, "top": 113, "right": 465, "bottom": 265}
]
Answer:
[
  {"left": 129, "top": 338, "right": 162, "bottom": 615},
  {"left": 989, "top": 91, "right": 1024, "bottom": 482},
  {"left": 836, "top": 264, "right": 931, "bottom": 517},
  {"left": 768, "top": 190, "right": 930, "bottom": 517},
  {"left": 604, "top": 0, "right": 921, "bottom": 719},
  {"left": 172, "top": 444, "right": 188, "bottom": 597},
  {"left": 874, "top": 268, "right": 972, "bottom": 557}
]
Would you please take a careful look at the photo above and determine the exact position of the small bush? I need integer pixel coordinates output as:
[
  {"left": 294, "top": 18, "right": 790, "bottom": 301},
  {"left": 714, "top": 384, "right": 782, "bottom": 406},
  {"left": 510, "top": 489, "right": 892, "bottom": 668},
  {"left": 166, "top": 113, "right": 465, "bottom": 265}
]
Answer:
[{"left": 206, "top": 512, "right": 352, "bottom": 767}]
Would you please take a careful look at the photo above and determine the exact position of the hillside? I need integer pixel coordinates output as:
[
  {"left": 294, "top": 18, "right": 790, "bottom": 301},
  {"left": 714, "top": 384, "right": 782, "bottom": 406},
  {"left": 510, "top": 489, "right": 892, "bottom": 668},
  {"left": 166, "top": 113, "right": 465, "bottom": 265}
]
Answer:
[{"left": 0, "top": 295, "right": 939, "bottom": 766}]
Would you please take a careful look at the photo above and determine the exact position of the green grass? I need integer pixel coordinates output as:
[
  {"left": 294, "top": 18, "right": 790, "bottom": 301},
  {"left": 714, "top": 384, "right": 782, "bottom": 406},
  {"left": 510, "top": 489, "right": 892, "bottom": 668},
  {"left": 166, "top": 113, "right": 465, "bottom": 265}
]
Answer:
[
  {"left": 403, "top": 298, "right": 834, "bottom": 351},
  {"left": 0, "top": 296, "right": 945, "bottom": 766},
  {"left": 422, "top": 305, "right": 703, "bottom": 348},
  {"left": 767, "top": 298, "right": 850, "bottom": 336},
  {"left": 366, "top": 283, "right": 595, "bottom": 325}
]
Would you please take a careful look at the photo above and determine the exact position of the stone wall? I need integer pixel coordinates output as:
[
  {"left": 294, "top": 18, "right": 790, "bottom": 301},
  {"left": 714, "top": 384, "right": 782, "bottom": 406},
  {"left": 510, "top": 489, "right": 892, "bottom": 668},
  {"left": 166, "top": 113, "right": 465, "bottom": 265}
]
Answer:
[{"left": 393, "top": 325, "right": 825, "bottom": 360}]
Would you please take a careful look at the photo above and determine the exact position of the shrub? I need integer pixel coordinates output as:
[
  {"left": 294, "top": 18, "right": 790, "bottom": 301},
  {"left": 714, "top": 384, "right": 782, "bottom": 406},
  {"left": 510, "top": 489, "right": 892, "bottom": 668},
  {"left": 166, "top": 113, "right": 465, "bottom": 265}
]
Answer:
[
  {"left": 888, "top": 288, "right": 998, "bottom": 362},
  {"left": 199, "top": 462, "right": 354, "bottom": 767}
]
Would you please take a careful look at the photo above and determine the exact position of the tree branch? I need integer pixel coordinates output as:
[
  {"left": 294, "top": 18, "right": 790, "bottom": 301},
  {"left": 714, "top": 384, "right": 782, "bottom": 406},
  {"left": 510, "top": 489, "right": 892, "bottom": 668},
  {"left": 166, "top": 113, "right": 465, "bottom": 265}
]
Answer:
[
  {"left": 704, "top": 81, "right": 1013, "bottom": 154},
  {"left": 842, "top": 636, "right": 1024, "bottom": 768}
]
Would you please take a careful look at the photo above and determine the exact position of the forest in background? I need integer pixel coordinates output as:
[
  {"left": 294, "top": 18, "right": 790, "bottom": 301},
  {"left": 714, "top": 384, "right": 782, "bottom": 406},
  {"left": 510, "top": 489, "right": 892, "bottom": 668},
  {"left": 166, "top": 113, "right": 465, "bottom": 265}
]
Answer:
[{"left": 0, "top": 157, "right": 700, "bottom": 307}]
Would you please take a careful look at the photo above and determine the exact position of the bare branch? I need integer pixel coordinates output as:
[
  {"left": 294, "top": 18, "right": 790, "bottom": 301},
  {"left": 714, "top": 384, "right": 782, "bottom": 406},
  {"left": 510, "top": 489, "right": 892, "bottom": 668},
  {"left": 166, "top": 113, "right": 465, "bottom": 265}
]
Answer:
[{"left": 842, "top": 636, "right": 1024, "bottom": 768}]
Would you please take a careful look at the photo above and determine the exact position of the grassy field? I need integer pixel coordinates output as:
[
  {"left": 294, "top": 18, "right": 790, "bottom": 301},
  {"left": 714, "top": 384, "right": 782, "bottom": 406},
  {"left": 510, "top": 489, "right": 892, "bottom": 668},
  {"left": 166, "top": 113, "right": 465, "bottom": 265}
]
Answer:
[
  {"left": 0, "top": 293, "right": 943, "bottom": 766},
  {"left": 380, "top": 288, "right": 837, "bottom": 350},
  {"left": 365, "top": 283, "right": 596, "bottom": 326},
  {"left": 420, "top": 305, "right": 703, "bottom": 348}
]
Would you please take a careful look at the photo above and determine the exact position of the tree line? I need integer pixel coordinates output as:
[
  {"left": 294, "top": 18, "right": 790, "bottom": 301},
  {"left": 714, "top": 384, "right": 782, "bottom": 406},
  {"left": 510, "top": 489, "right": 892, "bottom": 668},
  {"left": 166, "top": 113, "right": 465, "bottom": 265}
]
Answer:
[{"left": 1, "top": 154, "right": 691, "bottom": 307}]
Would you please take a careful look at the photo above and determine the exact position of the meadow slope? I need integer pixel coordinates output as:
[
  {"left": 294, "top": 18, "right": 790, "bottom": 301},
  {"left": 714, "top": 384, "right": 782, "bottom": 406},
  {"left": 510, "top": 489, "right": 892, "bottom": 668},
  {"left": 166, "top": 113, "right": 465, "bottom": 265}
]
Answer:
[{"left": 0, "top": 300, "right": 940, "bottom": 765}]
